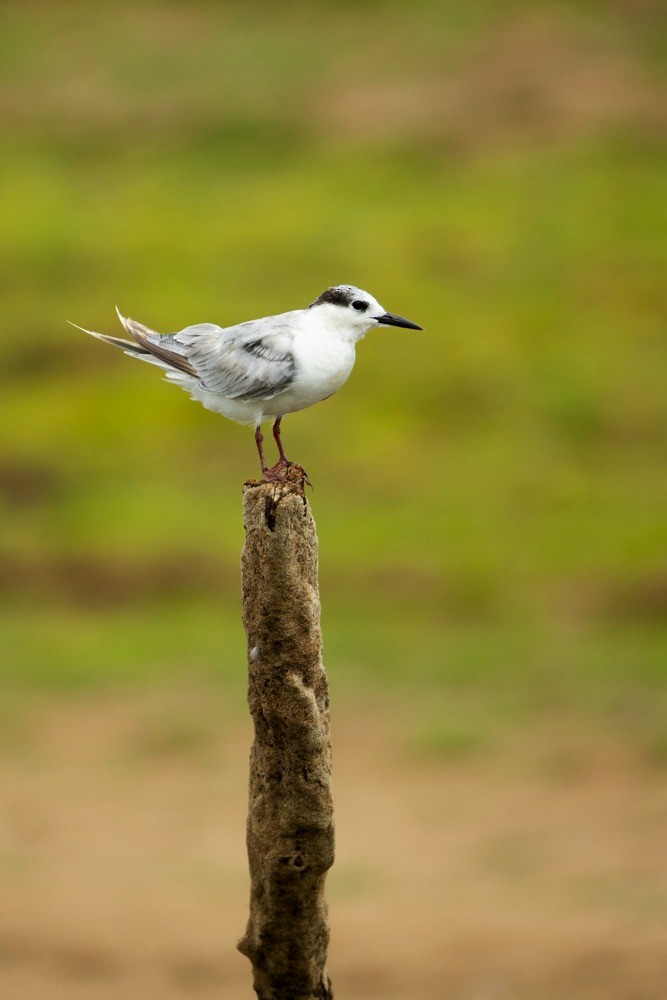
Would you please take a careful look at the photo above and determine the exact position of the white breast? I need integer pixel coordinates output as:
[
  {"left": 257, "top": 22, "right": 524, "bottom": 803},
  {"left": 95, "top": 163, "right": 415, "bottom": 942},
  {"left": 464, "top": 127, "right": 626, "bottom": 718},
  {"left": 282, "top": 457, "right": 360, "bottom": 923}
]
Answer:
[{"left": 263, "top": 326, "right": 356, "bottom": 419}]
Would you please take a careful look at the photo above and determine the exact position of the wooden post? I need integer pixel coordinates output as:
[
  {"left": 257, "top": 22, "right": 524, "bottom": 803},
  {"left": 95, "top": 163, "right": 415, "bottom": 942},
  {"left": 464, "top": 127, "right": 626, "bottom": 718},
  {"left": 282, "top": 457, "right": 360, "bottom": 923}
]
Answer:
[{"left": 237, "top": 472, "right": 335, "bottom": 1000}]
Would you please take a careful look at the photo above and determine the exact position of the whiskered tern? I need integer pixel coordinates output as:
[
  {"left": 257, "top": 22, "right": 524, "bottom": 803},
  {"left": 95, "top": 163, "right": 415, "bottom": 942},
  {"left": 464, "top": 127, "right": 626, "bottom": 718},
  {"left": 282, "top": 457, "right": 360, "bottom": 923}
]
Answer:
[{"left": 74, "top": 285, "right": 422, "bottom": 481}]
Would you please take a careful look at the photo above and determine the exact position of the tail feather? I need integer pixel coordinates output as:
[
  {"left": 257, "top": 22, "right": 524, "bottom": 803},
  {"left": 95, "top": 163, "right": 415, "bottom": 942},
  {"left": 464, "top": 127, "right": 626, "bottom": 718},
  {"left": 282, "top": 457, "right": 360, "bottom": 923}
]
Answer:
[
  {"left": 114, "top": 308, "right": 159, "bottom": 345},
  {"left": 71, "top": 311, "right": 198, "bottom": 379},
  {"left": 114, "top": 309, "right": 197, "bottom": 378},
  {"left": 68, "top": 321, "right": 150, "bottom": 354}
]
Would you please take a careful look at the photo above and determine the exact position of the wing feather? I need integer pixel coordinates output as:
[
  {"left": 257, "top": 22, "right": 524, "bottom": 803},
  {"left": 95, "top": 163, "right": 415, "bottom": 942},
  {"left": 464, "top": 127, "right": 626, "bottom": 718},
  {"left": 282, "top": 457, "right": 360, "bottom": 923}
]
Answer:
[
  {"left": 172, "top": 317, "right": 298, "bottom": 401},
  {"left": 107, "top": 311, "right": 300, "bottom": 402}
]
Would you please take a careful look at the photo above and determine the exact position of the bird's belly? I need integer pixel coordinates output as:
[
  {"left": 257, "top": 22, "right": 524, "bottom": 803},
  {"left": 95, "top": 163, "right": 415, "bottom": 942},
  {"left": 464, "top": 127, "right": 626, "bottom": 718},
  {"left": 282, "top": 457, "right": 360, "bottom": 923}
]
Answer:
[{"left": 188, "top": 382, "right": 264, "bottom": 425}]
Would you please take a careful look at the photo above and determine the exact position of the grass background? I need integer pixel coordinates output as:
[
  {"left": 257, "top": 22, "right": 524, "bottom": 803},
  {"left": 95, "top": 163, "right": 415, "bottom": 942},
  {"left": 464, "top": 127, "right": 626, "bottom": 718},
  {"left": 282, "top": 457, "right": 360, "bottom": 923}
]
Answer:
[
  {"left": 1, "top": 0, "right": 666, "bottom": 754},
  {"left": 2, "top": 4, "right": 667, "bottom": 997}
]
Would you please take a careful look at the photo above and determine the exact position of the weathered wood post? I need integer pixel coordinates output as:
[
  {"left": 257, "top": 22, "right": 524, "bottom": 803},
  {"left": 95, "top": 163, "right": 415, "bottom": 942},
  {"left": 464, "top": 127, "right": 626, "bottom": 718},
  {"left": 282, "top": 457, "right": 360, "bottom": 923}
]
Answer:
[{"left": 237, "top": 471, "right": 335, "bottom": 999}]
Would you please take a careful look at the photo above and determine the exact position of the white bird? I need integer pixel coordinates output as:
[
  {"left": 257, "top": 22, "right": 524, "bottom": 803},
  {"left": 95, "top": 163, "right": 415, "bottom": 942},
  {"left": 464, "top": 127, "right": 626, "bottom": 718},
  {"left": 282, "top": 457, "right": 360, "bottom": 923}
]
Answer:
[{"left": 73, "top": 285, "right": 422, "bottom": 481}]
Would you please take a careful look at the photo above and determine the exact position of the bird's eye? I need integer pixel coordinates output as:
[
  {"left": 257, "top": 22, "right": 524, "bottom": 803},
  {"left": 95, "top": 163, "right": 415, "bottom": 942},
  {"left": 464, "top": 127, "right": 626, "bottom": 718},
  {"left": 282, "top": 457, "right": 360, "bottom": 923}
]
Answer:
[{"left": 352, "top": 300, "right": 367, "bottom": 312}]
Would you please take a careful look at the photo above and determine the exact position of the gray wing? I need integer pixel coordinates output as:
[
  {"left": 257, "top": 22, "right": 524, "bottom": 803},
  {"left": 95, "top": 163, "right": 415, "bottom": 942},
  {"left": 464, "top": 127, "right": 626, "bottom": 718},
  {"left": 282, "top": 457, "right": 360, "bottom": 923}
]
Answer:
[
  {"left": 172, "top": 317, "right": 298, "bottom": 400},
  {"left": 113, "top": 312, "right": 301, "bottom": 401}
]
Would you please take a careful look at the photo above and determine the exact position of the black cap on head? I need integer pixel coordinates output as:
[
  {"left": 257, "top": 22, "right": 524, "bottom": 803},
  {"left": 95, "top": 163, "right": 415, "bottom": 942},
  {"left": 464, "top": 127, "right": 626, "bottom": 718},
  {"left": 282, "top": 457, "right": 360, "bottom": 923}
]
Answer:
[{"left": 309, "top": 286, "right": 359, "bottom": 308}]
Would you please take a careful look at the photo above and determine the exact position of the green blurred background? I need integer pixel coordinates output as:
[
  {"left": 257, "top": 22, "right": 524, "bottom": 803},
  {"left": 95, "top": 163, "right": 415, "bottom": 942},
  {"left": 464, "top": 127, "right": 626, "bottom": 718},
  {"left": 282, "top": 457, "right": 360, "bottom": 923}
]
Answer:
[
  {"left": 2, "top": 0, "right": 665, "bottom": 730},
  {"left": 1, "top": 1, "right": 666, "bottom": 996}
]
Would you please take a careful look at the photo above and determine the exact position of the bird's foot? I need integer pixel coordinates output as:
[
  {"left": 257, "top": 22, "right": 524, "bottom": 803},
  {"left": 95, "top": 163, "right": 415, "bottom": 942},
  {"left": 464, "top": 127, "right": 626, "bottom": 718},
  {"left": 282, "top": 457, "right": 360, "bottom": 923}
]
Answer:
[{"left": 262, "top": 459, "right": 312, "bottom": 488}]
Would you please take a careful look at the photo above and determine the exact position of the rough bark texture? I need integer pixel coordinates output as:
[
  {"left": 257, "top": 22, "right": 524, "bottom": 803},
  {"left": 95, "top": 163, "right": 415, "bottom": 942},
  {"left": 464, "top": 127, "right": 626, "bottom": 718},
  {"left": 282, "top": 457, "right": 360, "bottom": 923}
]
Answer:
[{"left": 238, "top": 471, "right": 334, "bottom": 1000}]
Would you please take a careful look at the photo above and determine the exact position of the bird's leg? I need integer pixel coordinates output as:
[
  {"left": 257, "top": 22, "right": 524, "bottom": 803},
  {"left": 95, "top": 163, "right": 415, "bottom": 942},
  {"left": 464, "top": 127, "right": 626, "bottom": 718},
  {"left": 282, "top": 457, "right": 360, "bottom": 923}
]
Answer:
[
  {"left": 255, "top": 423, "right": 288, "bottom": 482},
  {"left": 254, "top": 425, "right": 270, "bottom": 477},
  {"left": 272, "top": 418, "right": 288, "bottom": 466},
  {"left": 254, "top": 421, "right": 311, "bottom": 487}
]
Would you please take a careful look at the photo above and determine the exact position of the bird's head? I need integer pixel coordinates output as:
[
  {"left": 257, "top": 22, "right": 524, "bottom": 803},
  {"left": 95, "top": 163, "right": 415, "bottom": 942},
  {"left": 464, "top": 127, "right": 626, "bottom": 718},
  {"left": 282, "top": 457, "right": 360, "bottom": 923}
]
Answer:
[{"left": 308, "top": 285, "right": 422, "bottom": 341}]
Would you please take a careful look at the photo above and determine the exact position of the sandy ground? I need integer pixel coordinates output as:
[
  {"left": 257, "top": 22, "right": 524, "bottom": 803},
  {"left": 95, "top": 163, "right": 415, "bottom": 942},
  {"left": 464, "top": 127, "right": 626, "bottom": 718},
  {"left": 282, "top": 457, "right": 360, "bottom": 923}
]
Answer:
[{"left": 1, "top": 690, "right": 666, "bottom": 1000}]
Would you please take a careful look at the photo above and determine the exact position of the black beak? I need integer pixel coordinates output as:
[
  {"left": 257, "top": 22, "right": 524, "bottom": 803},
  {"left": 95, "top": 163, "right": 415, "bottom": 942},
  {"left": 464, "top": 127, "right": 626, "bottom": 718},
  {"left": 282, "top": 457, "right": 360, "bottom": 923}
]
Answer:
[{"left": 375, "top": 312, "right": 423, "bottom": 330}]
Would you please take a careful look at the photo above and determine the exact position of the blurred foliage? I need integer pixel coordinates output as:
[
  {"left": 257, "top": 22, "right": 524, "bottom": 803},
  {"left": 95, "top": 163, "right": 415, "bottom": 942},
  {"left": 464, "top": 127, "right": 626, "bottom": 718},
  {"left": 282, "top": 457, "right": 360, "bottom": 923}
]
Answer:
[{"left": 0, "top": 1, "right": 665, "bottom": 748}]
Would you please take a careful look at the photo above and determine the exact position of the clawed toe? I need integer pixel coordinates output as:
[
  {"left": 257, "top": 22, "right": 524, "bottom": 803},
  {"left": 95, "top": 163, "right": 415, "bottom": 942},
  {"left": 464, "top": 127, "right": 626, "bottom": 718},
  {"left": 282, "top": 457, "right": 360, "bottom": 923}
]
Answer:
[
  {"left": 262, "top": 460, "right": 289, "bottom": 483},
  {"left": 262, "top": 460, "right": 311, "bottom": 488}
]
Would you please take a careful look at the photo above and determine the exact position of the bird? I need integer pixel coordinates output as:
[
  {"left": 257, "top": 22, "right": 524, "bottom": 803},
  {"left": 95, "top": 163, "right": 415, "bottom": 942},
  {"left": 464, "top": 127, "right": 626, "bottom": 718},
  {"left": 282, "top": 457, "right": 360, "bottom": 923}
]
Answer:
[{"left": 73, "top": 285, "right": 422, "bottom": 481}]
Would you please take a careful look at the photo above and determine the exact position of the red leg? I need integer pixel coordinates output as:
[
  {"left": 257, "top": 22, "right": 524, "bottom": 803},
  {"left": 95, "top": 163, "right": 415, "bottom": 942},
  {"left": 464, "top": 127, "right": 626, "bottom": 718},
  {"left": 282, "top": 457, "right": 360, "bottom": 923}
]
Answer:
[
  {"left": 254, "top": 425, "right": 268, "bottom": 476},
  {"left": 255, "top": 423, "right": 289, "bottom": 482},
  {"left": 254, "top": 420, "right": 310, "bottom": 486},
  {"left": 272, "top": 418, "right": 288, "bottom": 465}
]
